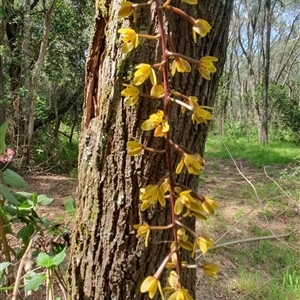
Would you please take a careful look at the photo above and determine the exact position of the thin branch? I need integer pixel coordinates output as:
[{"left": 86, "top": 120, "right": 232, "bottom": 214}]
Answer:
[{"left": 12, "top": 238, "right": 34, "bottom": 300}]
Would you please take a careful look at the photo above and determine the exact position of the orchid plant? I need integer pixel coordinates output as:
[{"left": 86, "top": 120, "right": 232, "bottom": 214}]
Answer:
[{"left": 118, "top": 0, "right": 219, "bottom": 298}]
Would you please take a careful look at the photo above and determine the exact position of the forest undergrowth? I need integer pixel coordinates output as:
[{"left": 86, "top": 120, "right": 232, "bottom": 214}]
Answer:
[
  {"left": 1, "top": 137, "right": 299, "bottom": 300},
  {"left": 195, "top": 138, "right": 300, "bottom": 300}
]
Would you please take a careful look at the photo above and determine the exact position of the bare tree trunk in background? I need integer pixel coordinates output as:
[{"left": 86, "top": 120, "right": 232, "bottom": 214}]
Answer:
[
  {"left": 68, "top": 0, "right": 233, "bottom": 299},
  {"left": 0, "top": 19, "right": 6, "bottom": 126},
  {"left": 21, "top": 0, "right": 32, "bottom": 163},
  {"left": 260, "top": 0, "right": 271, "bottom": 144},
  {"left": 22, "top": 0, "right": 57, "bottom": 164}
]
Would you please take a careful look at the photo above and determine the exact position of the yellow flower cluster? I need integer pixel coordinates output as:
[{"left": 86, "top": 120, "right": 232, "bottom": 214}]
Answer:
[
  {"left": 139, "top": 184, "right": 166, "bottom": 210},
  {"left": 141, "top": 110, "right": 169, "bottom": 138},
  {"left": 118, "top": 0, "right": 220, "bottom": 297},
  {"left": 164, "top": 271, "right": 193, "bottom": 300},
  {"left": 176, "top": 153, "right": 204, "bottom": 175}
]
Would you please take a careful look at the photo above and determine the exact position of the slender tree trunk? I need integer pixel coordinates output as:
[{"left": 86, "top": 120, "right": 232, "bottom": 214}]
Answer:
[
  {"left": 22, "top": 0, "right": 57, "bottom": 164},
  {"left": 68, "top": 0, "right": 233, "bottom": 299},
  {"left": 0, "top": 20, "right": 6, "bottom": 126},
  {"left": 22, "top": 0, "right": 32, "bottom": 163}
]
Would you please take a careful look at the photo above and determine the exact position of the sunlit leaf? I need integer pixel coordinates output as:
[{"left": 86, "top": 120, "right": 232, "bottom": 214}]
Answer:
[{"left": 24, "top": 273, "right": 46, "bottom": 292}]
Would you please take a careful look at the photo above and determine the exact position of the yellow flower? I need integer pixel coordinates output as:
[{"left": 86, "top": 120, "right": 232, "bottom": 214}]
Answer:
[
  {"left": 160, "top": 178, "right": 170, "bottom": 193},
  {"left": 118, "top": 1, "right": 134, "bottom": 18},
  {"left": 192, "top": 104, "right": 213, "bottom": 124},
  {"left": 192, "top": 19, "right": 212, "bottom": 42},
  {"left": 202, "top": 197, "right": 218, "bottom": 214},
  {"left": 140, "top": 276, "right": 158, "bottom": 299},
  {"left": 176, "top": 228, "right": 193, "bottom": 251},
  {"left": 192, "top": 235, "right": 214, "bottom": 257},
  {"left": 121, "top": 84, "right": 140, "bottom": 106},
  {"left": 182, "top": 0, "right": 197, "bottom": 4},
  {"left": 141, "top": 110, "right": 169, "bottom": 138},
  {"left": 176, "top": 153, "right": 204, "bottom": 175},
  {"left": 174, "top": 190, "right": 202, "bottom": 216},
  {"left": 126, "top": 140, "right": 142, "bottom": 156},
  {"left": 188, "top": 210, "right": 207, "bottom": 220},
  {"left": 140, "top": 184, "right": 165, "bottom": 210},
  {"left": 168, "top": 289, "right": 193, "bottom": 300},
  {"left": 203, "top": 263, "right": 220, "bottom": 278},
  {"left": 166, "top": 270, "right": 179, "bottom": 291},
  {"left": 133, "top": 223, "right": 151, "bottom": 247},
  {"left": 171, "top": 58, "right": 191, "bottom": 76},
  {"left": 133, "top": 63, "right": 157, "bottom": 86},
  {"left": 198, "top": 56, "right": 218, "bottom": 80},
  {"left": 150, "top": 84, "right": 164, "bottom": 98},
  {"left": 118, "top": 28, "right": 139, "bottom": 54}
]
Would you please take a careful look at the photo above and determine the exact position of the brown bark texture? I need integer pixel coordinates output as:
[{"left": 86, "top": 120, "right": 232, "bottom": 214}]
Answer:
[{"left": 68, "top": 0, "right": 233, "bottom": 299}]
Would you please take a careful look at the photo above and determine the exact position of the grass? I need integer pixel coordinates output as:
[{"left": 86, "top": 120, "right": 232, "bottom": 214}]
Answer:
[
  {"left": 205, "top": 135, "right": 300, "bottom": 166},
  {"left": 229, "top": 241, "right": 300, "bottom": 300},
  {"left": 196, "top": 134, "right": 300, "bottom": 300}
]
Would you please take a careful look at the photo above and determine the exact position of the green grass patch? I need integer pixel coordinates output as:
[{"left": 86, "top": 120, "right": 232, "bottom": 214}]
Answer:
[
  {"left": 205, "top": 136, "right": 300, "bottom": 166},
  {"left": 228, "top": 241, "right": 300, "bottom": 299}
]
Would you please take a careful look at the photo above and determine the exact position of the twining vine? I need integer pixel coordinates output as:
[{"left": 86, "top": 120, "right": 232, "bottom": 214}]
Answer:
[{"left": 119, "top": 0, "right": 219, "bottom": 298}]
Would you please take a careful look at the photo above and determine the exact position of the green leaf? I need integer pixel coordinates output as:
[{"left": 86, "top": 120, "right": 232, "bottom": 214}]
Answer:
[
  {"left": 37, "top": 194, "right": 53, "bottom": 206},
  {"left": 14, "top": 192, "right": 33, "bottom": 203},
  {"left": 2, "top": 169, "right": 27, "bottom": 188},
  {"left": 65, "top": 197, "right": 76, "bottom": 212},
  {"left": 0, "top": 262, "right": 11, "bottom": 274},
  {"left": 0, "top": 120, "right": 8, "bottom": 153},
  {"left": 0, "top": 183, "right": 20, "bottom": 206},
  {"left": 36, "top": 252, "right": 52, "bottom": 268},
  {"left": 3, "top": 205, "right": 18, "bottom": 216},
  {"left": 0, "top": 262, "right": 11, "bottom": 284},
  {"left": 17, "top": 224, "right": 35, "bottom": 240},
  {"left": 24, "top": 273, "right": 46, "bottom": 292},
  {"left": 31, "top": 192, "right": 38, "bottom": 204},
  {"left": 51, "top": 248, "right": 66, "bottom": 267}
]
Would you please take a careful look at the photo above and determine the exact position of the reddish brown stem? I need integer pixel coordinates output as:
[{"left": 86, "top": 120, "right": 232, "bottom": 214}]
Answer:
[
  {"left": 155, "top": 0, "right": 182, "bottom": 285},
  {"left": 164, "top": 5, "right": 195, "bottom": 25}
]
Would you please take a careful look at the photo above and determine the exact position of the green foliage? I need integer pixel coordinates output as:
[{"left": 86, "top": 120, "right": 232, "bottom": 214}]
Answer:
[
  {"left": 231, "top": 241, "right": 300, "bottom": 299},
  {"left": 33, "top": 128, "right": 79, "bottom": 175},
  {"left": 0, "top": 262, "right": 11, "bottom": 285},
  {"left": 269, "top": 84, "right": 300, "bottom": 141},
  {"left": 0, "top": 121, "right": 72, "bottom": 298},
  {"left": 2, "top": 168, "right": 27, "bottom": 188},
  {"left": 205, "top": 134, "right": 299, "bottom": 166},
  {"left": 24, "top": 274, "right": 46, "bottom": 292},
  {"left": 0, "top": 121, "right": 8, "bottom": 153}
]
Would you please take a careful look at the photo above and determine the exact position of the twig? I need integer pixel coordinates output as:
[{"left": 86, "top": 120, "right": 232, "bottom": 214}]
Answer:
[
  {"left": 0, "top": 215, "right": 14, "bottom": 287},
  {"left": 195, "top": 233, "right": 291, "bottom": 257},
  {"left": 12, "top": 238, "right": 34, "bottom": 300},
  {"left": 213, "top": 232, "right": 291, "bottom": 249}
]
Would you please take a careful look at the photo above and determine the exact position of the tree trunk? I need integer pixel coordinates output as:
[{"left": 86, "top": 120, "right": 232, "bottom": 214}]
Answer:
[
  {"left": 22, "top": 0, "right": 57, "bottom": 164},
  {"left": 0, "top": 20, "right": 6, "bottom": 126},
  {"left": 68, "top": 0, "right": 233, "bottom": 299}
]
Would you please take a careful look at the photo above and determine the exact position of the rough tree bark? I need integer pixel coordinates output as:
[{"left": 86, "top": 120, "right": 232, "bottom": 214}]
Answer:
[{"left": 68, "top": 0, "right": 233, "bottom": 299}]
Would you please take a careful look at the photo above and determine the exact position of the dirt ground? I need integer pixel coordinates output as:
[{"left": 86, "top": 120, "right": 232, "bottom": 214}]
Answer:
[{"left": 20, "top": 159, "right": 299, "bottom": 299}]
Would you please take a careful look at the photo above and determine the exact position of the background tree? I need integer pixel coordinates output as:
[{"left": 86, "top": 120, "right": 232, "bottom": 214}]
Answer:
[
  {"left": 214, "top": 0, "right": 299, "bottom": 142},
  {"left": 68, "top": 0, "right": 233, "bottom": 299}
]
